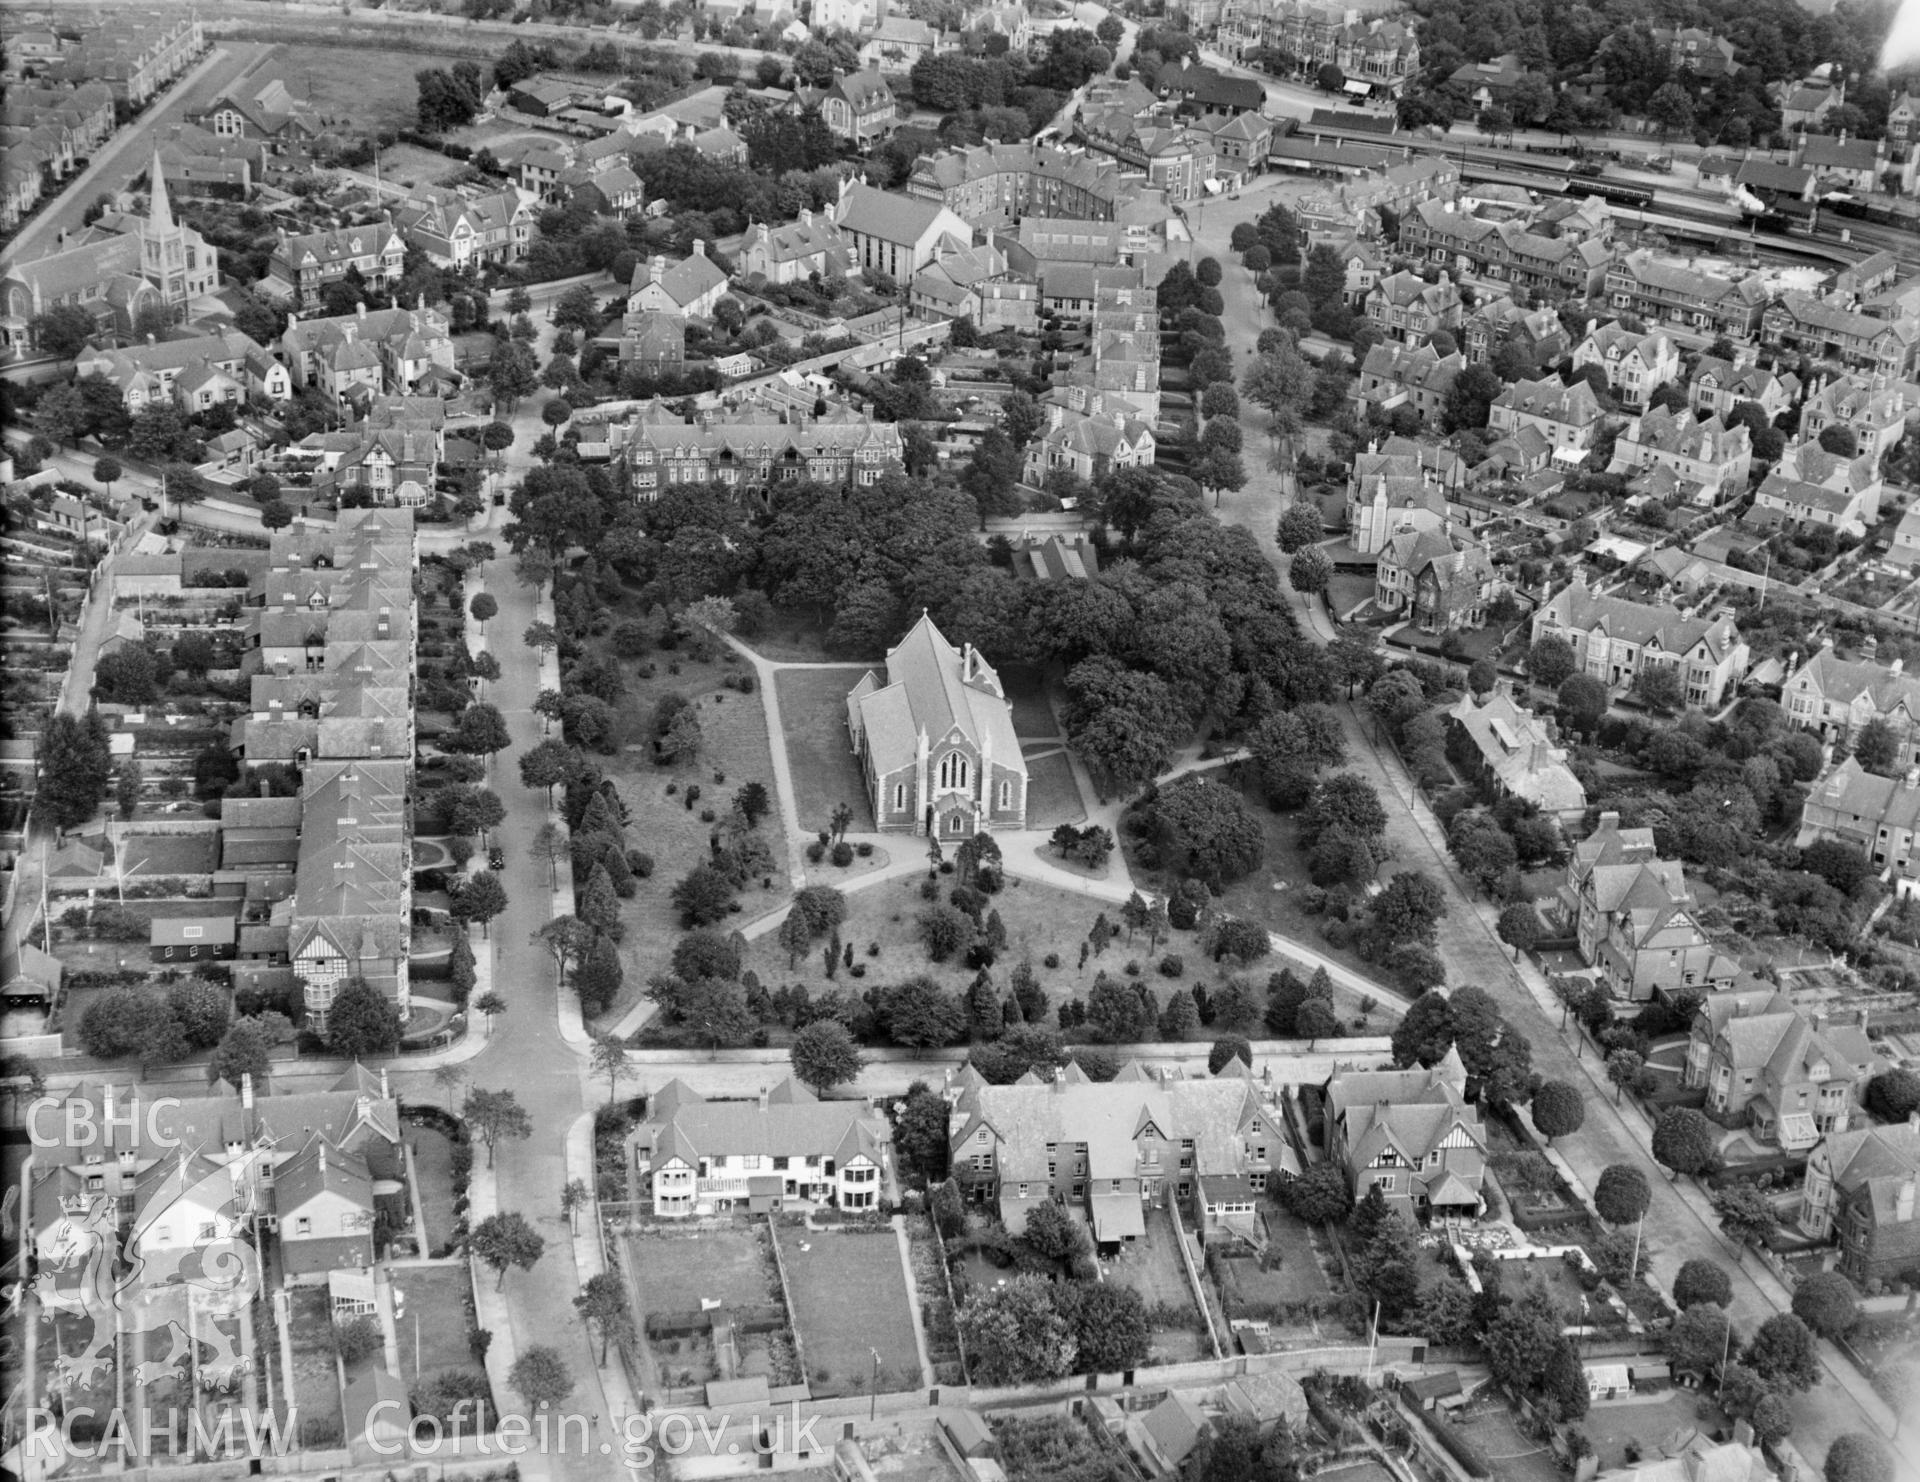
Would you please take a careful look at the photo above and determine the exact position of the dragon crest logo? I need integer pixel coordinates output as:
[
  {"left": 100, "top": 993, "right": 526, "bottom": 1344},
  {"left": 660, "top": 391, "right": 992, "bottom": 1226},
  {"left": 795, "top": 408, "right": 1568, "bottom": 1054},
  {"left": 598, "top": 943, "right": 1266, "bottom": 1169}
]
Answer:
[{"left": 38, "top": 1152, "right": 261, "bottom": 1398}]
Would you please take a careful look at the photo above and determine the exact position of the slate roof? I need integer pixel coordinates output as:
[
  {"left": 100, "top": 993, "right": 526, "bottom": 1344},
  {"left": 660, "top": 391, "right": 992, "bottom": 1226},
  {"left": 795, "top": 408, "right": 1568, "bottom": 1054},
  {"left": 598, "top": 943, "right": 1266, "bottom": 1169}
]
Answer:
[
  {"left": 949, "top": 1070, "right": 1283, "bottom": 1185},
  {"left": 837, "top": 181, "right": 961, "bottom": 248},
  {"left": 634, "top": 1079, "right": 889, "bottom": 1169},
  {"left": 1449, "top": 691, "right": 1587, "bottom": 814},
  {"left": 628, "top": 249, "right": 728, "bottom": 313},
  {"left": 1536, "top": 581, "right": 1743, "bottom": 662},
  {"left": 1788, "top": 649, "right": 1920, "bottom": 719},
  {"left": 1495, "top": 376, "right": 1605, "bottom": 429},
  {"left": 850, "top": 613, "right": 1023, "bottom": 781}
]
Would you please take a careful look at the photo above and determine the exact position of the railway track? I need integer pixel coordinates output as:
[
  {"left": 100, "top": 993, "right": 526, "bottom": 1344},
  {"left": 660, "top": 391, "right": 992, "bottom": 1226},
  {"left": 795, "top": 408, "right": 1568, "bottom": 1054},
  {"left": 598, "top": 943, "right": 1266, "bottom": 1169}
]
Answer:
[{"left": 1281, "top": 116, "right": 1920, "bottom": 272}]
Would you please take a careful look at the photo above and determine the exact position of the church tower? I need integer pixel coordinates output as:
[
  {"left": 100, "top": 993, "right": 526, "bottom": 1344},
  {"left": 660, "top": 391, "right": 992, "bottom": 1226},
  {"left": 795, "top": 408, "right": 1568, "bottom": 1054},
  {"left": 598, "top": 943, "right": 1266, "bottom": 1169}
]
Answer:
[{"left": 138, "top": 148, "right": 186, "bottom": 314}]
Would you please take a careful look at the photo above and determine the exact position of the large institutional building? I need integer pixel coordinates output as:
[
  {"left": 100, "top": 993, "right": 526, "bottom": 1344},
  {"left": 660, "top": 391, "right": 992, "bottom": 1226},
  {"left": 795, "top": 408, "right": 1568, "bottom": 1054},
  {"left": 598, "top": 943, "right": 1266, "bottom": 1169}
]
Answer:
[{"left": 846, "top": 614, "right": 1027, "bottom": 838}]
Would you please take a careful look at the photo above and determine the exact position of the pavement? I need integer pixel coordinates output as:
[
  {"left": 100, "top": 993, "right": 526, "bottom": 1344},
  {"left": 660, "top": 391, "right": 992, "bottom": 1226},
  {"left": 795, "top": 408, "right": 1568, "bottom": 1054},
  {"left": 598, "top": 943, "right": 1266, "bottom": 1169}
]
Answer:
[
  {"left": 3, "top": 41, "right": 273, "bottom": 266},
  {"left": 1183, "top": 184, "right": 1903, "bottom": 1468}
]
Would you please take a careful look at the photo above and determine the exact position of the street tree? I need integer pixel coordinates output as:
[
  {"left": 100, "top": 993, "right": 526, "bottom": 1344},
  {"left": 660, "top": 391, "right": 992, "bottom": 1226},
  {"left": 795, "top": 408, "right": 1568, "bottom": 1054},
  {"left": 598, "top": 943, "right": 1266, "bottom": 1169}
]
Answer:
[
  {"left": 507, "top": 1344, "right": 573, "bottom": 1408},
  {"left": 1288, "top": 543, "right": 1332, "bottom": 596},
  {"left": 465, "top": 1087, "right": 533, "bottom": 1167},
  {"left": 1824, "top": 1435, "right": 1893, "bottom": 1482},
  {"left": 450, "top": 870, "right": 509, "bottom": 936},
  {"left": 575, "top": 1272, "right": 634, "bottom": 1364},
  {"left": 1743, "top": 1314, "right": 1820, "bottom": 1392},
  {"left": 1790, "top": 1270, "right": 1859, "bottom": 1340},
  {"left": 589, "top": 1035, "right": 630, "bottom": 1104},
  {"left": 1714, "top": 1182, "right": 1778, "bottom": 1252},
  {"left": 1531, "top": 1080, "right": 1585, "bottom": 1144},
  {"left": 474, "top": 1212, "right": 546, "bottom": 1290},
  {"left": 1593, "top": 1165, "right": 1652, "bottom": 1226},
  {"left": 1606, "top": 1047, "right": 1646, "bottom": 1103},
  {"left": 790, "top": 1020, "right": 865, "bottom": 1094},
  {"left": 432, "top": 1064, "right": 467, "bottom": 1112},
  {"left": 1673, "top": 1259, "right": 1733, "bottom": 1310},
  {"left": 1653, "top": 1107, "right": 1718, "bottom": 1180}
]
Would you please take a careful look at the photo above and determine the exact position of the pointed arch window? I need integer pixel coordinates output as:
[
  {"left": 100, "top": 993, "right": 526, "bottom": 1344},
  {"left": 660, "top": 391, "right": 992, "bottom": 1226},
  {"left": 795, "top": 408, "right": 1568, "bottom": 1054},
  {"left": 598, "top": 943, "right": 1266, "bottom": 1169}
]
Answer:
[{"left": 937, "top": 753, "right": 969, "bottom": 791}]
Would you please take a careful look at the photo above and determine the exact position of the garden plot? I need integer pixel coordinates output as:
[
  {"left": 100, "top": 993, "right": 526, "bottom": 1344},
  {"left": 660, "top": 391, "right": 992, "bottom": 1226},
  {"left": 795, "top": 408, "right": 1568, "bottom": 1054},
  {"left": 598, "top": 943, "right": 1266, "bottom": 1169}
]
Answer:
[
  {"left": 1100, "top": 1203, "right": 1210, "bottom": 1363},
  {"left": 624, "top": 1225, "right": 791, "bottom": 1393},
  {"left": 773, "top": 1224, "right": 921, "bottom": 1397}
]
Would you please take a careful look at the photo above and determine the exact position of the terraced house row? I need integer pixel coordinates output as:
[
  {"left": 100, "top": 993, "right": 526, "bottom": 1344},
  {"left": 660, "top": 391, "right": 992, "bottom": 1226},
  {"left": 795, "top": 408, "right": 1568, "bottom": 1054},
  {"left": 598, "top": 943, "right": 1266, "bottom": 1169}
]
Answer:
[{"left": 224, "top": 510, "right": 420, "bottom": 1033}]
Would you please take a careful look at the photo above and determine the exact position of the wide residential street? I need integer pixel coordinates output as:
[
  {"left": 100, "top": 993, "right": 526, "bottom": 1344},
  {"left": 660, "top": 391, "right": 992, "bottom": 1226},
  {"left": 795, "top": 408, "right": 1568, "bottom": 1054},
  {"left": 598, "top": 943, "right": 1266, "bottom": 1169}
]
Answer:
[
  {"left": 1186, "top": 184, "right": 1899, "bottom": 1464},
  {"left": 4, "top": 42, "right": 274, "bottom": 266}
]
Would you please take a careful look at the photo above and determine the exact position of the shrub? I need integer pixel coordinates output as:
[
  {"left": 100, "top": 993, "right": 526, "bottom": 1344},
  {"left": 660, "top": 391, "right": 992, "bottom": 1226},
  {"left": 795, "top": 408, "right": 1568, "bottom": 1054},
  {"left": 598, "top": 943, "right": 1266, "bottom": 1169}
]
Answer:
[
  {"left": 831, "top": 841, "right": 854, "bottom": 866},
  {"left": 1044, "top": 953, "right": 1061, "bottom": 969},
  {"left": 1159, "top": 955, "right": 1185, "bottom": 977},
  {"left": 806, "top": 841, "right": 826, "bottom": 863},
  {"left": 856, "top": 842, "right": 874, "bottom": 857}
]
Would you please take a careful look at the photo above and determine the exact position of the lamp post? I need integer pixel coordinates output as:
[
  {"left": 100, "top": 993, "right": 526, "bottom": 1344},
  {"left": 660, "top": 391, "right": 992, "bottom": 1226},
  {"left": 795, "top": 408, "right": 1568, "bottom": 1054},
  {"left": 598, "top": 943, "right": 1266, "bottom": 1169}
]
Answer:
[{"left": 869, "top": 1347, "right": 880, "bottom": 1421}]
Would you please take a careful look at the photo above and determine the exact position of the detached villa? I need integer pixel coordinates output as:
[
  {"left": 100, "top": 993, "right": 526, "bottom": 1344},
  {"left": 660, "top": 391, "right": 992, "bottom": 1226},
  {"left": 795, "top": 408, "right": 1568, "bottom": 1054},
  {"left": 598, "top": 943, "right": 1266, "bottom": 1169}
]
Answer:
[
  {"left": 1684, "top": 989, "right": 1874, "bottom": 1150},
  {"left": 846, "top": 614, "right": 1027, "bottom": 838}
]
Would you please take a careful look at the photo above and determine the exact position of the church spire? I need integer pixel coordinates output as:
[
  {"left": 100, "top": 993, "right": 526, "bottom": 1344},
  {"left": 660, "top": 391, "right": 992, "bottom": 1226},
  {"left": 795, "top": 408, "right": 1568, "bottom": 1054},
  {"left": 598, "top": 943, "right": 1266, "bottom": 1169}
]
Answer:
[{"left": 148, "top": 148, "right": 173, "bottom": 232}]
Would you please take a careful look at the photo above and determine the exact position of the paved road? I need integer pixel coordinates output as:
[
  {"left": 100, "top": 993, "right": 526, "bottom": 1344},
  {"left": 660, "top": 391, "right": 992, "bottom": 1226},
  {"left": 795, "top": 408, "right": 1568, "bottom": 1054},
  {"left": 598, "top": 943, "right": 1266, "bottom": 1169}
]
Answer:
[
  {"left": 3, "top": 42, "right": 272, "bottom": 267},
  {"left": 1186, "top": 185, "right": 1904, "bottom": 1473}
]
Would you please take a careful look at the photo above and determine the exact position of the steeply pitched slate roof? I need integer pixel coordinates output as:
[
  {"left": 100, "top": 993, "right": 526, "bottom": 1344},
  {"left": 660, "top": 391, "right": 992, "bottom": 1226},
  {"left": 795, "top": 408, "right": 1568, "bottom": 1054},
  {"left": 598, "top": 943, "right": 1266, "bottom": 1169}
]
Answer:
[
  {"left": 1494, "top": 375, "right": 1604, "bottom": 428},
  {"left": 853, "top": 612, "right": 1023, "bottom": 780},
  {"left": 836, "top": 182, "right": 956, "bottom": 246},
  {"left": 1449, "top": 692, "right": 1586, "bottom": 814},
  {"left": 1806, "top": 755, "right": 1920, "bottom": 836},
  {"left": 1789, "top": 649, "right": 1920, "bottom": 718},
  {"left": 635, "top": 1083, "right": 888, "bottom": 1168},
  {"left": 275, "top": 1132, "right": 374, "bottom": 1214},
  {"left": 953, "top": 1070, "right": 1283, "bottom": 1186},
  {"left": 1538, "top": 583, "right": 1743, "bottom": 661},
  {"left": 1618, "top": 405, "right": 1749, "bottom": 464}
]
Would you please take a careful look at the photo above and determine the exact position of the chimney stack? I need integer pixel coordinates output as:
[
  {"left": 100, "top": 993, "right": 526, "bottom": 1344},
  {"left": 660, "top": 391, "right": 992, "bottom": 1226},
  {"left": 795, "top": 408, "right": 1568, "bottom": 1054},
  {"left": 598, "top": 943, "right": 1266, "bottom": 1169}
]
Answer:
[
  {"left": 1898, "top": 1176, "right": 1916, "bottom": 1221},
  {"left": 241, "top": 1072, "right": 254, "bottom": 1110}
]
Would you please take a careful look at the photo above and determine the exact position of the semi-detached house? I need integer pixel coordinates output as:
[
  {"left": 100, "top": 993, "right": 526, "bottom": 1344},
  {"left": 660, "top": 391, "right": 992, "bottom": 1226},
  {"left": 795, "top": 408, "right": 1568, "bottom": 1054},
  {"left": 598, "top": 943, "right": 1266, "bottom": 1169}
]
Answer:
[
  {"left": 1325, "top": 1053, "right": 1486, "bottom": 1224},
  {"left": 1572, "top": 322, "right": 1682, "bottom": 409},
  {"left": 1797, "top": 756, "right": 1920, "bottom": 897},
  {"left": 628, "top": 1078, "right": 892, "bottom": 1217},
  {"left": 947, "top": 1061, "right": 1293, "bottom": 1245},
  {"left": 1799, "top": 1122, "right": 1920, "bottom": 1289},
  {"left": 1529, "top": 573, "right": 1748, "bottom": 707},
  {"left": 1608, "top": 404, "right": 1752, "bottom": 505},
  {"left": 1763, "top": 292, "right": 1920, "bottom": 379},
  {"left": 1567, "top": 813, "right": 1730, "bottom": 1001},
  {"left": 1684, "top": 988, "right": 1873, "bottom": 1150},
  {"left": 1489, "top": 376, "right": 1607, "bottom": 461},
  {"left": 1783, "top": 642, "right": 1920, "bottom": 765}
]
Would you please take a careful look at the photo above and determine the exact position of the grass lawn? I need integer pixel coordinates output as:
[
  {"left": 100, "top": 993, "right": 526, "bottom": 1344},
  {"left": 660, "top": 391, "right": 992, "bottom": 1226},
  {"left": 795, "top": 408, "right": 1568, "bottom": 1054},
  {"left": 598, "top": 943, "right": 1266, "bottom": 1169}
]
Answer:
[
  {"left": 1489, "top": 1255, "right": 1592, "bottom": 1318},
  {"left": 1023, "top": 750, "right": 1085, "bottom": 830},
  {"left": 286, "top": 1286, "right": 345, "bottom": 1436},
  {"left": 370, "top": 143, "right": 464, "bottom": 193},
  {"left": 994, "top": 1413, "right": 1128, "bottom": 1482},
  {"left": 594, "top": 645, "right": 782, "bottom": 1028},
  {"left": 1579, "top": 1392, "right": 1727, "bottom": 1473},
  {"left": 1257, "top": 1204, "right": 1336, "bottom": 1300},
  {"left": 1447, "top": 1404, "right": 1559, "bottom": 1482},
  {"left": 407, "top": 1122, "right": 460, "bottom": 1255},
  {"left": 626, "top": 1226, "right": 772, "bottom": 1316},
  {"left": 739, "top": 871, "right": 1115, "bottom": 1023},
  {"left": 1104, "top": 1204, "right": 1208, "bottom": 1363},
  {"left": 260, "top": 44, "right": 474, "bottom": 134},
  {"left": 1129, "top": 793, "right": 1401, "bottom": 1031},
  {"left": 774, "top": 666, "right": 875, "bottom": 837},
  {"left": 392, "top": 1265, "right": 487, "bottom": 1387},
  {"left": 772, "top": 1226, "right": 921, "bottom": 1396}
]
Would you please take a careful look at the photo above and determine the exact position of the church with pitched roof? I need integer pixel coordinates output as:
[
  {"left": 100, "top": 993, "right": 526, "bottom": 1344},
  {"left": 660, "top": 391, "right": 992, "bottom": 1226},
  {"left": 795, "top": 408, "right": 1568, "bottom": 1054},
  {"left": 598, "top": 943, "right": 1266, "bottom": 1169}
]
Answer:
[{"left": 845, "top": 614, "right": 1027, "bottom": 838}]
